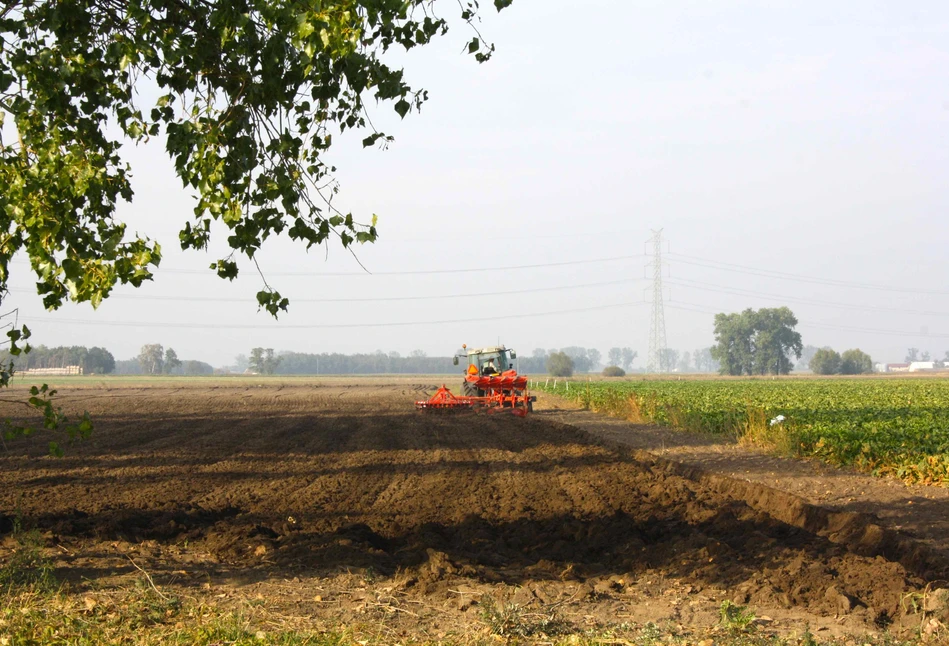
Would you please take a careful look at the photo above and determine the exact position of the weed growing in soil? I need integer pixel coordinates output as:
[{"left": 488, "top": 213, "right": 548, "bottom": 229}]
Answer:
[
  {"left": 478, "top": 594, "right": 570, "bottom": 638},
  {"left": 720, "top": 600, "right": 757, "bottom": 633},
  {"left": 0, "top": 519, "right": 56, "bottom": 593}
]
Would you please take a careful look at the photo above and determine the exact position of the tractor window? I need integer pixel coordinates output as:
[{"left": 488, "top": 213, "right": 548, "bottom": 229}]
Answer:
[
  {"left": 480, "top": 352, "right": 504, "bottom": 373},
  {"left": 468, "top": 351, "right": 512, "bottom": 374}
]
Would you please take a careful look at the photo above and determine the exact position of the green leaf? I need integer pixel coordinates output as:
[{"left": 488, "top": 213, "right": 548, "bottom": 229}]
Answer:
[
  {"left": 468, "top": 37, "right": 480, "bottom": 54},
  {"left": 298, "top": 18, "right": 315, "bottom": 39},
  {"left": 394, "top": 99, "right": 411, "bottom": 119},
  {"left": 211, "top": 260, "right": 239, "bottom": 280}
]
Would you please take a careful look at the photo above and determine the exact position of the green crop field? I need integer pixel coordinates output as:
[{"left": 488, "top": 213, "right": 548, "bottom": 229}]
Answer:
[{"left": 539, "top": 378, "right": 949, "bottom": 485}]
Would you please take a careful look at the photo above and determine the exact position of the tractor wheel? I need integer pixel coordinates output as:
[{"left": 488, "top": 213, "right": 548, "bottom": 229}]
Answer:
[{"left": 462, "top": 380, "right": 480, "bottom": 397}]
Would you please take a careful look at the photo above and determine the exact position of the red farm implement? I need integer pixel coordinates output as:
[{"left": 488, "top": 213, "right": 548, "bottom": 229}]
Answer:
[
  {"left": 415, "top": 371, "right": 534, "bottom": 417},
  {"left": 415, "top": 345, "right": 535, "bottom": 416}
]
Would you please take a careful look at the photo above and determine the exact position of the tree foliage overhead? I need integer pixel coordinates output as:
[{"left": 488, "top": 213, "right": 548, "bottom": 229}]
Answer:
[
  {"left": 710, "top": 307, "right": 803, "bottom": 376},
  {"left": 0, "top": 0, "right": 514, "bottom": 315},
  {"left": 0, "top": 0, "right": 514, "bottom": 451}
]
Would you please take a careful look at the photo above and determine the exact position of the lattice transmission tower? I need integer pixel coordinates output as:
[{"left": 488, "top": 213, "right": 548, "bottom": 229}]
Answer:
[{"left": 646, "top": 230, "right": 667, "bottom": 373}]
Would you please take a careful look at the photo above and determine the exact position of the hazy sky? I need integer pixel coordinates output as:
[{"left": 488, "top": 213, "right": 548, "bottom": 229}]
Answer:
[{"left": 7, "top": 0, "right": 949, "bottom": 367}]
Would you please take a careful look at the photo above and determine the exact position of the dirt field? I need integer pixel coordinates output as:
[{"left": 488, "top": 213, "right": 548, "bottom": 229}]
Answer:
[{"left": 1, "top": 379, "right": 946, "bottom": 643}]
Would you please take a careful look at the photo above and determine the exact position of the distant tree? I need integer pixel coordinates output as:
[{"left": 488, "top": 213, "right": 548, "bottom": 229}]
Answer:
[
  {"left": 752, "top": 308, "right": 803, "bottom": 374},
  {"left": 678, "top": 351, "right": 692, "bottom": 373},
  {"left": 409, "top": 349, "right": 427, "bottom": 358},
  {"left": 809, "top": 348, "right": 841, "bottom": 375},
  {"left": 840, "top": 349, "right": 873, "bottom": 375},
  {"left": 921, "top": 350, "right": 932, "bottom": 361},
  {"left": 532, "top": 348, "right": 548, "bottom": 359},
  {"left": 608, "top": 347, "right": 622, "bottom": 367},
  {"left": 183, "top": 360, "right": 214, "bottom": 375},
  {"left": 602, "top": 366, "right": 625, "bottom": 377},
  {"left": 587, "top": 348, "right": 602, "bottom": 371},
  {"left": 163, "top": 348, "right": 182, "bottom": 374},
  {"left": 693, "top": 347, "right": 718, "bottom": 373},
  {"left": 114, "top": 358, "right": 142, "bottom": 375},
  {"left": 620, "top": 348, "right": 637, "bottom": 371},
  {"left": 560, "top": 347, "right": 592, "bottom": 372},
  {"left": 138, "top": 344, "right": 164, "bottom": 375},
  {"left": 263, "top": 349, "right": 281, "bottom": 375},
  {"left": 660, "top": 348, "right": 679, "bottom": 372},
  {"left": 81, "top": 347, "right": 115, "bottom": 374},
  {"left": 249, "top": 348, "right": 265, "bottom": 373},
  {"left": 547, "top": 352, "right": 574, "bottom": 377},
  {"left": 798, "top": 345, "right": 820, "bottom": 371},
  {"left": 711, "top": 310, "right": 756, "bottom": 376},
  {"left": 233, "top": 354, "right": 249, "bottom": 372},
  {"left": 906, "top": 348, "right": 920, "bottom": 362},
  {"left": 388, "top": 351, "right": 401, "bottom": 359},
  {"left": 711, "top": 308, "right": 802, "bottom": 376}
]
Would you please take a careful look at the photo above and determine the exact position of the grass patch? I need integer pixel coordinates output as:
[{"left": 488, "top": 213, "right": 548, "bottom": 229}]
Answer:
[
  {"left": 0, "top": 519, "right": 57, "bottom": 594},
  {"left": 0, "top": 589, "right": 349, "bottom": 645}
]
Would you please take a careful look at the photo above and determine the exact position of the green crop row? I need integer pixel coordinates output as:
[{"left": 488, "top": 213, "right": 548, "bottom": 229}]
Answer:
[{"left": 538, "top": 378, "right": 949, "bottom": 485}]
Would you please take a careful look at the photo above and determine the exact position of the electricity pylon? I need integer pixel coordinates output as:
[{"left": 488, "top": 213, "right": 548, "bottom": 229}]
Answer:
[{"left": 646, "top": 230, "right": 667, "bottom": 373}]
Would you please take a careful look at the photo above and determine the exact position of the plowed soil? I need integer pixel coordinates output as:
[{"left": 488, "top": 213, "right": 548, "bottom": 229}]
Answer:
[{"left": 0, "top": 380, "right": 942, "bottom": 641}]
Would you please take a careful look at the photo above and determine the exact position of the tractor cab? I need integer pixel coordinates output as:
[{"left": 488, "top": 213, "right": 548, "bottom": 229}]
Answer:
[{"left": 453, "top": 345, "right": 517, "bottom": 376}]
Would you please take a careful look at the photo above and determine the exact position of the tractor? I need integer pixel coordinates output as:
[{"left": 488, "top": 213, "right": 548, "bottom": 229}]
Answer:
[{"left": 415, "top": 344, "right": 535, "bottom": 416}]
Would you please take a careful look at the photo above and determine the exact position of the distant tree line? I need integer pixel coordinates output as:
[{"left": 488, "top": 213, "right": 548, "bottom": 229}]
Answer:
[
  {"left": 252, "top": 346, "right": 630, "bottom": 376},
  {"left": 905, "top": 348, "right": 949, "bottom": 365},
  {"left": 273, "top": 350, "right": 456, "bottom": 375},
  {"left": 0, "top": 345, "right": 115, "bottom": 374},
  {"left": 115, "top": 344, "right": 213, "bottom": 375},
  {"left": 653, "top": 347, "right": 720, "bottom": 373}
]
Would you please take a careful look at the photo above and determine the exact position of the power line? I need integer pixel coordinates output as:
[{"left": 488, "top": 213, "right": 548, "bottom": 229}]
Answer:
[
  {"left": 23, "top": 301, "right": 645, "bottom": 330},
  {"left": 7, "top": 277, "right": 642, "bottom": 304},
  {"left": 666, "top": 278, "right": 949, "bottom": 317},
  {"left": 665, "top": 300, "right": 949, "bottom": 339},
  {"left": 668, "top": 253, "right": 949, "bottom": 295},
  {"left": 386, "top": 227, "right": 643, "bottom": 243}
]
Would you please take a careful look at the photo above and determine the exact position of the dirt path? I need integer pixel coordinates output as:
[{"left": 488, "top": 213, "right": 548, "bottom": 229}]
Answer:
[{"left": 0, "top": 381, "right": 944, "bottom": 641}]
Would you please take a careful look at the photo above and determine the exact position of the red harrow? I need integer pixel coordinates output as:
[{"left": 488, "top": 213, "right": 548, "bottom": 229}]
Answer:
[{"left": 415, "top": 371, "right": 534, "bottom": 417}]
